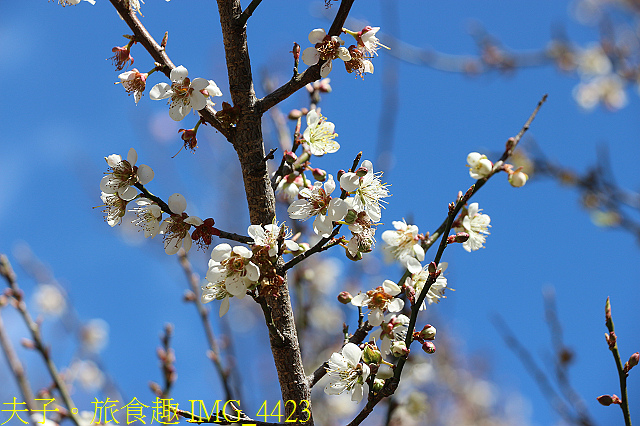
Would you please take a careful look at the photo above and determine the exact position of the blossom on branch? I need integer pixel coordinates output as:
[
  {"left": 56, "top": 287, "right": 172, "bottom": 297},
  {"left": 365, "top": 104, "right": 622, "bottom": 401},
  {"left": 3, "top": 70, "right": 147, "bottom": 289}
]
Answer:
[
  {"left": 149, "top": 66, "right": 222, "bottom": 121},
  {"left": 405, "top": 263, "right": 450, "bottom": 310},
  {"left": 248, "top": 223, "right": 299, "bottom": 257},
  {"left": 116, "top": 69, "right": 147, "bottom": 104},
  {"left": 340, "top": 160, "right": 390, "bottom": 222},
  {"left": 288, "top": 175, "right": 348, "bottom": 237},
  {"left": 467, "top": 152, "right": 493, "bottom": 179},
  {"left": 130, "top": 197, "right": 162, "bottom": 238},
  {"left": 303, "top": 110, "right": 340, "bottom": 156},
  {"left": 301, "top": 29, "right": 351, "bottom": 78},
  {"left": 324, "top": 343, "right": 370, "bottom": 403},
  {"left": 201, "top": 244, "right": 260, "bottom": 316},
  {"left": 351, "top": 280, "right": 404, "bottom": 326},
  {"left": 100, "top": 148, "right": 154, "bottom": 201},
  {"left": 159, "top": 193, "right": 202, "bottom": 255},
  {"left": 99, "top": 192, "right": 128, "bottom": 227},
  {"left": 381, "top": 220, "right": 425, "bottom": 273},
  {"left": 455, "top": 203, "right": 491, "bottom": 252},
  {"left": 344, "top": 46, "right": 374, "bottom": 78}
]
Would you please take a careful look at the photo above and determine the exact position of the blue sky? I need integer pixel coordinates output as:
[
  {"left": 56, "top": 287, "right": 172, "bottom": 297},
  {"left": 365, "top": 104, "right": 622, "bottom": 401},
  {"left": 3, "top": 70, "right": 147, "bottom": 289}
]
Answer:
[{"left": 1, "top": 1, "right": 639, "bottom": 425}]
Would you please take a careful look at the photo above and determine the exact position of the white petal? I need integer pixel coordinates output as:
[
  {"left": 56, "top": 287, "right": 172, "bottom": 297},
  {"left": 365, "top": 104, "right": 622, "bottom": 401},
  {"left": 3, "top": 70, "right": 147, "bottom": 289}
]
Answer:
[
  {"left": 219, "top": 296, "right": 230, "bottom": 317},
  {"left": 185, "top": 216, "right": 203, "bottom": 226},
  {"left": 119, "top": 185, "right": 138, "bottom": 201},
  {"left": 288, "top": 200, "right": 311, "bottom": 220},
  {"left": 313, "top": 214, "right": 333, "bottom": 237},
  {"left": 136, "top": 164, "right": 154, "bottom": 185},
  {"left": 206, "top": 80, "right": 223, "bottom": 97},
  {"left": 170, "top": 65, "right": 188, "bottom": 83},
  {"left": 350, "top": 293, "right": 368, "bottom": 307},
  {"left": 233, "top": 246, "right": 252, "bottom": 258},
  {"left": 308, "top": 28, "right": 327, "bottom": 44},
  {"left": 100, "top": 175, "right": 117, "bottom": 194},
  {"left": 149, "top": 83, "right": 171, "bottom": 100},
  {"left": 368, "top": 309, "right": 384, "bottom": 327},
  {"left": 182, "top": 234, "right": 193, "bottom": 253},
  {"left": 413, "top": 244, "right": 425, "bottom": 262},
  {"left": 382, "top": 280, "right": 401, "bottom": 296},
  {"left": 341, "top": 343, "right": 362, "bottom": 366},
  {"left": 168, "top": 193, "right": 187, "bottom": 214},
  {"left": 190, "top": 91, "right": 208, "bottom": 111},
  {"left": 284, "top": 240, "right": 300, "bottom": 251},
  {"left": 324, "top": 175, "right": 336, "bottom": 194},
  {"left": 404, "top": 257, "right": 422, "bottom": 274},
  {"left": 164, "top": 237, "right": 182, "bottom": 255},
  {"left": 320, "top": 60, "right": 332, "bottom": 78},
  {"left": 244, "top": 262, "right": 260, "bottom": 282},
  {"left": 468, "top": 203, "right": 479, "bottom": 217},
  {"left": 127, "top": 148, "right": 138, "bottom": 165},
  {"left": 211, "top": 244, "right": 231, "bottom": 261},
  {"left": 226, "top": 276, "right": 247, "bottom": 297},
  {"left": 327, "top": 198, "right": 348, "bottom": 222},
  {"left": 337, "top": 46, "right": 351, "bottom": 61},
  {"left": 169, "top": 102, "right": 188, "bottom": 121},
  {"left": 340, "top": 172, "right": 360, "bottom": 193},
  {"left": 387, "top": 298, "right": 404, "bottom": 312},
  {"left": 301, "top": 47, "right": 320, "bottom": 67}
]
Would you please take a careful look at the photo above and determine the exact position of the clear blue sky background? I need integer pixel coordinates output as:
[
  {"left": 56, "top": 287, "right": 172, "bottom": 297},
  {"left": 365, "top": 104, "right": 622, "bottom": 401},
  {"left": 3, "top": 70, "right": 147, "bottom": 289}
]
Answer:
[{"left": 1, "top": 1, "right": 639, "bottom": 425}]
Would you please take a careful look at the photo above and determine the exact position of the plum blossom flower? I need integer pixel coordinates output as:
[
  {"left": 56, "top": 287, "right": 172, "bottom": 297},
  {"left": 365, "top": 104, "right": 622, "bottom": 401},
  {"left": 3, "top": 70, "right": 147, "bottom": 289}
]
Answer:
[
  {"left": 100, "top": 192, "right": 128, "bottom": 227},
  {"left": 129, "top": 198, "right": 162, "bottom": 238},
  {"left": 149, "top": 66, "right": 222, "bottom": 121},
  {"left": 406, "top": 263, "right": 450, "bottom": 310},
  {"left": 467, "top": 152, "right": 493, "bottom": 179},
  {"left": 357, "top": 26, "right": 388, "bottom": 56},
  {"left": 345, "top": 212, "right": 376, "bottom": 259},
  {"left": 201, "top": 244, "right": 260, "bottom": 316},
  {"left": 116, "top": 69, "right": 147, "bottom": 104},
  {"left": 248, "top": 223, "right": 299, "bottom": 257},
  {"left": 455, "top": 203, "right": 491, "bottom": 252},
  {"left": 324, "top": 343, "right": 370, "bottom": 403},
  {"left": 288, "top": 175, "right": 348, "bottom": 237},
  {"left": 351, "top": 280, "right": 404, "bottom": 326},
  {"left": 381, "top": 220, "right": 425, "bottom": 273},
  {"left": 276, "top": 174, "right": 308, "bottom": 202},
  {"left": 159, "top": 193, "right": 202, "bottom": 255},
  {"left": 100, "top": 148, "right": 154, "bottom": 201},
  {"left": 302, "top": 28, "right": 351, "bottom": 78},
  {"left": 303, "top": 110, "right": 339, "bottom": 156},
  {"left": 344, "top": 46, "right": 374, "bottom": 78},
  {"left": 340, "top": 160, "right": 390, "bottom": 222},
  {"left": 370, "top": 313, "right": 409, "bottom": 355}
]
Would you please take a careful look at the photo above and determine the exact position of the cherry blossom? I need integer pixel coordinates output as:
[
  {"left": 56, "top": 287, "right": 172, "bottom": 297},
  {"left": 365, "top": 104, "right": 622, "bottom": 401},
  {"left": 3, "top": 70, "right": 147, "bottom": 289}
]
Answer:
[
  {"left": 159, "top": 193, "right": 202, "bottom": 255},
  {"left": 100, "top": 148, "right": 154, "bottom": 201},
  {"left": 288, "top": 175, "right": 348, "bottom": 237},
  {"left": 351, "top": 280, "right": 404, "bottom": 326},
  {"left": 303, "top": 110, "right": 340, "bottom": 156},
  {"left": 340, "top": 160, "right": 390, "bottom": 222},
  {"left": 201, "top": 243, "right": 261, "bottom": 316},
  {"left": 455, "top": 203, "right": 491, "bottom": 252},
  {"left": 324, "top": 343, "right": 370, "bottom": 403},
  {"left": 467, "top": 152, "right": 493, "bottom": 179},
  {"left": 116, "top": 69, "right": 147, "bottom": 104},
  {"left": 406, "top": 263, "right": 450, "bottom": 310},
  {"left": 129, "top": 198, "right": 162, "bottom": 238},
  {"left": 149, "top": 66, "right": 222, "bottom": 121},
  {"left": 301, "top": 28, "right": 351, "bottom": 78}
]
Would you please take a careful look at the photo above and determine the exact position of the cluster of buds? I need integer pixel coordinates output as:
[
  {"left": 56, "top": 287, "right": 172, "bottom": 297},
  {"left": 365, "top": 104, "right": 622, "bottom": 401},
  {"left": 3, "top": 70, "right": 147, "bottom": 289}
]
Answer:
[
  {"left": 467, "top": 151, "right": 529, "bottom": 188},
  {"left": 413, "top": 324, "right": 437, "bottom": 354}
]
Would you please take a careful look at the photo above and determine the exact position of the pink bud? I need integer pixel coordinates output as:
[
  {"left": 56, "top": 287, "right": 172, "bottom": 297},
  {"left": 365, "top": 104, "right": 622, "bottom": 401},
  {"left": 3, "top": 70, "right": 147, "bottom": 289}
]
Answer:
[
  {"left": 624, "top": 352, "right": 639, "bottom": 373},
  {"left": 312, "top": 168, "right": 327, "bottom": 181},
  {"left": 337, "top": 291, "right": 353, "bottom": 304},
  {"left": 283, "top": 151, "right": 297, "bottom": 164},
  {"left": 422, "top": 341, "right": 436, "bottom": 354},
  {"left": 597, "top": 394, "right": 621, "bottom": 406}
]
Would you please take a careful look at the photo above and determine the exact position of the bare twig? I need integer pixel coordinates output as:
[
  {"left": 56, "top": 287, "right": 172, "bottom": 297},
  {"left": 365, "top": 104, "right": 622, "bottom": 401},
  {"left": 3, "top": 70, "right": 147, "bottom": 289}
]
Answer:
[
  {"left": 238, "top": 0, "right": 263, "bottom": 27},
  {"left": 0, "top": 255, "right": 81, "bottom": 426},
  {"left": 605, "top": 297, "right": 633, "bottom": 426}
]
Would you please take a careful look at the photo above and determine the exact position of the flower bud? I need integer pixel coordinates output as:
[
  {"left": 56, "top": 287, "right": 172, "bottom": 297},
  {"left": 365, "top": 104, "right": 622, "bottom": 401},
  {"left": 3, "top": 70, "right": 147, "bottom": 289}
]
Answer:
[
  {"left": 337, "top": 291, "right": 353, "bottom": 304},
  {"left": 372, "top": 378, "right": 385, "bottom": 392},
  {"left": 336, "top": 169, "right": 346, "bottom": 182},
  {"left": 343, "top": 209, "right": 358, "bottom": 225},
  {"left": 283, "top": 150, "right": 297, "bottom": 164},
  {"left": 391, "top": 341, "right": 409, "bottom": 358},
  {"left": 291, "top": 42, "right": 300, "bottom": 60},
  {"left": 509, "top": 168, "right": 529, "bottom": 188},
  {"left": 345, "top": 249, "right": 363, "bottom": 262},
  {"left": 447, "top": 232, "right": 469, "bottom": 244},
  {"left": 288, "top": 109, "right": 303, "bottom": 120},
  {"left": 356, "top": 167, "right": 368, "bottom": 177},
  {"left": 422, "top": 341, "right": 436, "bottom": 354},
  {"left": 312, "top": 168, "right": 327, "bottom": 181},
  {"left": 427, "top": 262, "right": 437, "bottom": 275},
  {"left": 624, "top": 352, "right": 639, "bottom": 373},
  {"left": 420, "top": 324, "right": 437, "bottom": 341},
  {"left": 363, "top": 343, "right": 382, "bottom": 364},
  {"left": 597, "top": 394, "right": 621, "bottom": 406}
]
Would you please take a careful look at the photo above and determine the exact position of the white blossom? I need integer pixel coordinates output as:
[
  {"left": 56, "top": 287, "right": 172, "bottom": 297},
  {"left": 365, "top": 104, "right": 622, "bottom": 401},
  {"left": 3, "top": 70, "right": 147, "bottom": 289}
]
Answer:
[
  {"left": 100, "top": 147, "right": 154, "bottom": 201},
  {"left": 130, "top": 197, "right": 162, "bottom": 238},
  {"left": 33, "top": 284, "right": 66, "bottom": 317},
  {"left": 381, "top": 220, "right": 424, "bottom": 272},
  {"left": 369, "top": 313, "right": 409, "bottom": 355},
  {"left": 303, "top": 110, "right": 339, "bottom": 156},
  {"left": 351, "top": 280, "right": 404, "bottom": 326},
  {"left": 116, "top": 69, "right": 147, "bottom": 104},
  {"left": 149, "top": 66, "right": 222, "bottom": 121},
  {"left": 467, "top": 152, "right": 492, "bottom": 180},
  {"left": 340, "top": 160, "right": 390, "bottom": 222},
  {"left": 456, "top": 203, "right": 491, "bottom": 252},
  {"left": 201, "top": 244, "right": 261, "bottom": 316},
  {"left": 159, "top": 193, "right": 202, "bottom": 255},
  {"left": 406, "top": 263, "right": 450, "bottom": 310},
  {"left": 302, "top": 28, "right": 351, "bottom": 78},
  {"left": 248, "top": 223, "right": 299, "bottom": 257},
  {"left": 99, "top": 192, "right": 127, "bottom": 227},
  {"left": 358, "top": 26, "right": 388, "bottom": 57},
  {"left": 324, "top": 343, "right": 370, "bottom": 403},
  {"left": 288, "top": 175, "right": 348, "bottom": 237}
]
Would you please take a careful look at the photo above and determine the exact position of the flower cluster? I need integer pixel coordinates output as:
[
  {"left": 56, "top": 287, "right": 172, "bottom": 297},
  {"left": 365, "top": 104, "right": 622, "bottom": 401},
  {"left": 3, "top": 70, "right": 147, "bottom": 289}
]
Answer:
[
  {"left": 381, "top": 220, "right": 425, "bottom": 273},
  {"left": 405, "top": 263, "right": 450, "bottom": 310},
  {"left": 149, "top": 65, "right": 222, "bottom": 121},
  {"left": 303, "top": 110, "right": 339, "bottom": 156},
  {"left": 99, "top": 148, "right": 154, "bottom": 226}
]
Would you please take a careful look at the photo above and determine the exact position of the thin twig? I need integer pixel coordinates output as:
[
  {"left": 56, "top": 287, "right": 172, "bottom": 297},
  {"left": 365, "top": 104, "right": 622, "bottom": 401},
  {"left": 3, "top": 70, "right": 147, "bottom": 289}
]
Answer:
[
  {"left": 0, "top": 255, "right": 81, "bottom": 426},
  {"left": 177, "top": 251, "right": 235, "bottom": 402},
  {"left": 238, "top": 0, "right": 263, "bottom": 27},
  {"left": 605, "top": 297, "right": 633, "bottom": 426}
]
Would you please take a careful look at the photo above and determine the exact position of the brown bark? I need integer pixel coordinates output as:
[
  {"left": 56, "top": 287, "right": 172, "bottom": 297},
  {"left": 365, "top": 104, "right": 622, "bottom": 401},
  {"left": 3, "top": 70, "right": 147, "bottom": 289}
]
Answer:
[{"left": 216, "top": 0, "right": 312, "bottom": 422}]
